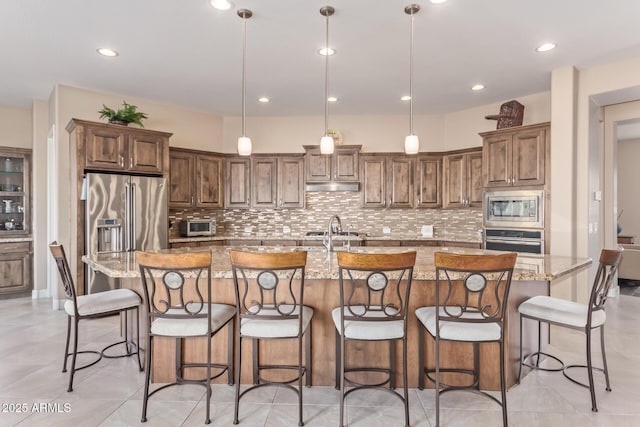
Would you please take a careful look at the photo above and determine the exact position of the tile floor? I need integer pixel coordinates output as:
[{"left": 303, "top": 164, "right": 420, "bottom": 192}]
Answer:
[{"left": 1, "top": 296, "right": 639, "bottom": 426}]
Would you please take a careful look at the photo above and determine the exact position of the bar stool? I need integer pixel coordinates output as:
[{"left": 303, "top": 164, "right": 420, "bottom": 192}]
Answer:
[
  {"left": 137, "top": 251, "right": 235, "bottom": 424},
  {"left": 518, "top": 248, "right": 623, "bottom": 412},
  {"left": 229, "top": 250, "right": 312, "bottom": 426},
  {"left": 333, "top": 251, "right": 417, "bottom": 427},
  {"left": 416, "top": 251, "right": 517, "bottom": 427},
  {"left": 49, "top": 241, "right": 142, "bottom": 392}
]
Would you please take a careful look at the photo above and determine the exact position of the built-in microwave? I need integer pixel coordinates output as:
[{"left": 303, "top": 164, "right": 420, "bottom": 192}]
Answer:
[
  {"left": 484, "top": 190, "right": 544, "bottom": 229},
  {"left": 179, "top": 219, "right": 216, "bottom": 237}
]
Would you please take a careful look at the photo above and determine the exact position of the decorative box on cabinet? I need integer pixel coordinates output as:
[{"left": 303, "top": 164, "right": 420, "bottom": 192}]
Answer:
[
  {"left": 443, "top": 148, "right": 483, "bottom": 208},
  {"left": 169, "top": 148, "right": 223, "bottom": 209},
  {"left": 481, "top": 122, "right": 549, "bottom": 188}
]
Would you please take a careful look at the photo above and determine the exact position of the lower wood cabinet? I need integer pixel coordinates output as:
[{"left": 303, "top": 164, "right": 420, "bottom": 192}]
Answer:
[
  {"left": 0, "top": 241, "right": 32, "bottom": 298},
  {"left": 169, "top": 240, "right": 224, "bottom": 249}
]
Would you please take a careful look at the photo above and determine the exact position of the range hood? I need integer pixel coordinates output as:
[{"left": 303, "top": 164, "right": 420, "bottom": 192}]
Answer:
[{"left": 305, "top": 181, "right": 361, "bottom": 192}]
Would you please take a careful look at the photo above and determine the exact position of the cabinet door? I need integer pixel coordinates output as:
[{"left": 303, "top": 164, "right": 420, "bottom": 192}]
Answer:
[
  {"left": 361, "top": 156, "right": 386, "bottom": 208},
  {"left": 169, "top": 150, "right": 195, "bottom": 208},
  {"left": 467, "top": 151, "right": 484, "bottom": 206},
  {"left": 225, "top": 157, "right": 251, "bottom": 208},
  {"left": 196, "top": 155, "right": 224, "bottom": 208},
  {"left": 251, "top": 157, "right": 278, "bottom": 208},
  {"left": 305, "top": 147, "right": 331, "bottom": 181},
  {"left": 128, "top": 132, "right": 165, "bottom": 174},
  {"left": 387, "top": 157, "right": 414, "bottom": 208},
  {"left": 0, "top": 242, "right": 31, "bottom": 296},
  {"left": 85, "top": 126, "right": 127, "bottom": 171},
  {"left": 333, "top": 148, "right": 359, "bottom": 181},
  {"left": 278, "top": 157, "right": 305, "bottom": 208},
  {"left": 443, "top": 154, "right": 467, "bottom": 208},
  {"left": 512, "top": 127, "right": 546, "bottom": 186},
  {"left": 416, "top": 156, "right": 442, "bottom": 208},
  {"left": 483, "top": 133, "right": 512, "bottom": 188}
]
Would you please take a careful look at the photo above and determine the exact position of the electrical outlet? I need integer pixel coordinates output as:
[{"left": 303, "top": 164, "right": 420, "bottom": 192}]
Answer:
[
  {"left": 383, "top": 227, "right": 391, "bottom": 234},
  {"left": 421, "top": 225, "right": 434, "bottom": 237},
  {"left": 283, "top": 226, "right": 291, "bottom": 234},
  {"left": 243, "top": 226, "right": 252, "bottom": 233}
]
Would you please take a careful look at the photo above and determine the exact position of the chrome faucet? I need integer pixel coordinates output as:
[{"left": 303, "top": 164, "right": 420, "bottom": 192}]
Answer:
[{"left": 323, "top": 215, "right": 342, "bottom": 252}]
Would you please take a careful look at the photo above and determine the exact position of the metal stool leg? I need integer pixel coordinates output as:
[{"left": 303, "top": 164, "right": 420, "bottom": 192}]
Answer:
[
  {"left": 233, "top": 335, "right": 242, "bottom": 425},
  {"left": 600, "top": 325, "right": 611, "bottom": 392},
  {"left": 141, "top": 335, "right": 153, "bottom": 423},
  {"left": 62, "top": 315, "right": 71, "bottom": 373},
  {"left": 500, "top": 339, "right": 508, "bottom": 427},
  {"left": 227, "top": 320, "right": 234, "bottom": 386},
  {"left": 586, "top": 328, "right": 597, "bottom": 412},
  {"left": 334, "top": 329, "right": 340, "bottom": 390},
  {"left": 68, "top": 317, "right": 79, "bottom": 392},
  {"left": 305, "top": 326, "right": 312, "bottom": 387},
  {"left": 418, "top": 322, "right": 425, "bottom": 390}
]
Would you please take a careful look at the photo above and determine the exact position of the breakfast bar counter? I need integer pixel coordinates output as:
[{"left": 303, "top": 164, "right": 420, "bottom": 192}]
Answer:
[{"left": 83, "top": 246, "right": 591, "bottom": 390}]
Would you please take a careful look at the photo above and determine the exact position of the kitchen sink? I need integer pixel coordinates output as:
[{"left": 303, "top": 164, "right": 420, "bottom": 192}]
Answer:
[{"left": 305, "top": 231, "right": 361, "bottom": 236}]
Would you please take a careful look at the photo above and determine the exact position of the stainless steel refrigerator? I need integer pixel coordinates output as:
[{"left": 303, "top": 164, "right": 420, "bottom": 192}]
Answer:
[{"left": 85, "top": 172, "right": 167, "bottom": 293}]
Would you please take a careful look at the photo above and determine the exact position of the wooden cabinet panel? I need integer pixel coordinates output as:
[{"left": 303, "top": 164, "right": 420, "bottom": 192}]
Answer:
[
  {"left": 85, "top": 126, "right": 127, "bottom": 171},
  {"left": 278, "top": 157, "right": 305, "bottom": 208},
  {"left": 0, "top": 242, "right": 32, "bottom": 297},
  {"left": 416, "top": 156, "right": 442, "bottom": 208},
  {"left": 305, "top": 148, "right": 331, "bottom": 182},
  {"left": 304, "top": 145, "right": 360, "bottom": 183},
  {"left": 169, "top": 150, "right": 194, "bottom": 208},
  {"left": 196, "top": 155, "right": 223, "bottom": 208},
  {"left": 334, "top": 147, "right": 359, "bottom": 181},
  {"left": 388, "top": 157, "right": 414, "bottom": 208},
  {"left": 443, "top": 148, "right": 483, "bottom": 208},
  {"left": 225, "top": 157, "right": 251, "bottom": 208},
  {"left": 252, "top": 157, "right": 278, "bottom": 208},
  {"left": 481, "top": 122, "right": 549, "bottom": 189},
  {"left": 361, "top": 155, "right": 386, "bottom": 208},
  {"left": 128, "top": 132, "right": 165, "bottom": 174}
]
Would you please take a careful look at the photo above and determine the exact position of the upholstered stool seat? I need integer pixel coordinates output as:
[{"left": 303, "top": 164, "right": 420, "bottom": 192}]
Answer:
[
  {"left": 241, "top": 305, "right": 313, "bottom": 338},
  {"left": 518, "top": 295, "right": 606, "bottom": 328},
  {"left": 65, "top": 289, "right": 140, "bottom": 317},
  {"left": 332, "top": 306, "right": 404, "bottom": 340},
  {"left": 149, "top": 305, "right": 236, "bottom": 337},
  {"left": 415, "top": 306, "right": 502, "bottom": 342}
]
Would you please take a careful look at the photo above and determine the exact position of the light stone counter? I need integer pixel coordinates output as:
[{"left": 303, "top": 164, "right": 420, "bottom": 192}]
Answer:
[
  {"left": 0, "top": 236, "right": 33, "bottom": 243},
  {"left": 83, "top": 246, "right": 590, "bottom": 282}
]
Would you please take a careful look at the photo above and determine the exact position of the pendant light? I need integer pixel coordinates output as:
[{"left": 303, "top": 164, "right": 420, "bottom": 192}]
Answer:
[
  {"left": 320, "top": 6, "right": 335, "bottom": 155},
  {"left": 404, "top": 4, "right": 420, "bottom": 155},
  {"left": 237, "top": 9, "right": 252, "bottom": 156}
]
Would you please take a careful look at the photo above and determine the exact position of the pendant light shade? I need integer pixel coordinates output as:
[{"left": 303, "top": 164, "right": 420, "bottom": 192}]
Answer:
[
  {"left": 237, "top": 9, "right": 252, "bottom": 156},
  {"left": 320, "top": 6, "right": 335, "bottom": 155},
  {"left": 404, "top": 4, "right": 420, "bottom": 155}
]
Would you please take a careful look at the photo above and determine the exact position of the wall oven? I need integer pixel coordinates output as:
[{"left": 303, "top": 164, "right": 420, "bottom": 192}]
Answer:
[
  {"left": 484, "top": 190, "right": 544, "bottom": 229},
  {"left": 484, "top": 229, "right": 544, "bottom": 255}
]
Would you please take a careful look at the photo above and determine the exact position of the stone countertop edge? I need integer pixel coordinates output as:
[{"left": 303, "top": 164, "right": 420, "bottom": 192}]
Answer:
[
  {"left": 169, "top": 234, "right": 480, "bottom": 244},
  {"left": 83, "top": 246, "right": 591, "bottom": 282},
  {"left": 0, "top": 236, "right": 33, "bottom": 243}
]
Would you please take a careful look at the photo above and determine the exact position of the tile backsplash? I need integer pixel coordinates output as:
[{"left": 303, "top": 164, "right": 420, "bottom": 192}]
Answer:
[{"left": 169, "top": 191, "right": 482, "bottom": 240}]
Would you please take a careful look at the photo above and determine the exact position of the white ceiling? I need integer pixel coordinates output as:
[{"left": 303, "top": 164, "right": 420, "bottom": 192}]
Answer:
[{"left": 2, "top": 0, "right": 640, "bottom": 117}]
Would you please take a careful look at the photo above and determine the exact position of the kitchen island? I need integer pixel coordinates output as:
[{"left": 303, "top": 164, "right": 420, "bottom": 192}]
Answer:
[{"left": 84, "top": 246, "right": 590, "bottom": 390}]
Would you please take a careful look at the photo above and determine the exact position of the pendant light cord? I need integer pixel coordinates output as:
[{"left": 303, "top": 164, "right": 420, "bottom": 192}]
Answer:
[
  {"left": 242, "top": 13, "right": 247, "bottom": 137},
  {"left": 409, "top": 9, "right": 414, "bottom": 135},
  {"left": 324, "top": 11, "right": 330, "bottom": 136}
]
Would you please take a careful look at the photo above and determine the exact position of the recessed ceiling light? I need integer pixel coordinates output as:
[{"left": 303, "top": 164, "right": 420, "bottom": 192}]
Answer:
[
  {"left": 318, "top": 47, "right": 335, "bottom": 56},
  {"left": 210, "top": 0, "right": 233, "bottom": 11},
  {"left": 96, "top": 48, "right": 118, "bottom": 57},
  {"left": 471, "top": 84, "right": 485, "bottom": 91},
  {"left": 327, "top": 96, "right": 338, "bottom": 102},
  {"left": 400, "top": 95, "right": 412, "bottom": 101},
  {"left": 536, "top": 43, "right": 557, "bottom": 52},
  {"left": 257, "top": 97, "right": 270, "bottom": 103},
  {"left": 430, "top": 0, "right": 448, "bottom": 3}
]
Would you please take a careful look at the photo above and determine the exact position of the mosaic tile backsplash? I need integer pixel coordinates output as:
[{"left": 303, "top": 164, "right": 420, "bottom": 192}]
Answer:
[{"left": 169, "top": 192, "right": 483, "bottom": 240}]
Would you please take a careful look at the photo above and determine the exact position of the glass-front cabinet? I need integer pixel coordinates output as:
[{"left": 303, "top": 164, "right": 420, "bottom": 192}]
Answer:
[{"left": 0, "top": 148, "right": 30, "bottom": 235}]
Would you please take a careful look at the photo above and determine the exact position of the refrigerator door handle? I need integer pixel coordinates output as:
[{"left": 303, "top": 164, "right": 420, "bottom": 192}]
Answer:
[
  {"left": 131, "top": 183, "right": 137, "bottom": 251},
  {"left": 124, "top": 182, "right": 131, "bottom": 251}
]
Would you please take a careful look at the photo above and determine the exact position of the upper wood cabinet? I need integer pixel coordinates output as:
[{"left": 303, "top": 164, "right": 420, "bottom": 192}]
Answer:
[
  {"left": 360, "top": 154, "right": 414, "bottom": 208},
  {"left": 251, "top": 155, "right": 305, "bottom": 209},
  {"left": 74, "top": 121, "right": 169, "bottom": 175},
  {"left": 443, "top": 148, "right": 483, "bottom": 208},
  {"left": 225, "top": 157, "right": 251, "bottom": 208},
  {"left": 415, "top": 155, "right": 442, "bottom": 208},
  {"left": 304, "top": 145, "right": 360, "bottom": 182},
  {"left": 481, "top": 122, "right": 549, "bottom": 189},
  {"left": 169, "top": 149, "right": 223, "bottom": 209}
]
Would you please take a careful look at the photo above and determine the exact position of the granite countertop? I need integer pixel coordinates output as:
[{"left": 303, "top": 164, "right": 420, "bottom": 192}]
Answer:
[
  {"left": 83, "top": 246, "right": 591, "bottom": 282},
  {"left": 0, "top": 236, "right": 33, "bottom": 243}
]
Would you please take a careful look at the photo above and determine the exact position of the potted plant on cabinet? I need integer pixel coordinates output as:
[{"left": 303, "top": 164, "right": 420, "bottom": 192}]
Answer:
[{"left": 98, "top": 101, "right": 148, "bottom": 127}]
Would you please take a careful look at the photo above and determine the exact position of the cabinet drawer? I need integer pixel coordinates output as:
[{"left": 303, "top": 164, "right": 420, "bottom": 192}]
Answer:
[{"left": 0, "top": 242, "right": 31, "bottom": 253}]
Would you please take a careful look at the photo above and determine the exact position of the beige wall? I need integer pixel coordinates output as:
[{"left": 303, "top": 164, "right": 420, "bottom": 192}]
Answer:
[
  {"left": 618, "top": 138, "right": 640, "bottom": 238},
  {"left": 222, "top": 92, "right": 550, "bottom": 154},
  {"left": 31, "top": 100, "right": 49, "bottom": 293},
  {"left": 0, "top": 104, "right": 31, "bottom": 148}
]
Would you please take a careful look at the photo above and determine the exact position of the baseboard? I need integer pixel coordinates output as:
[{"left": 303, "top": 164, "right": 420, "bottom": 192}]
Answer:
[
  {"left": 52, "top": 299, "right": 63, "bottom": 310},
  {"left": 31, "top": 289, "right": 50, "bottom": 299}
]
